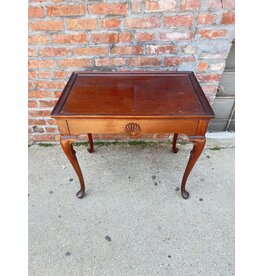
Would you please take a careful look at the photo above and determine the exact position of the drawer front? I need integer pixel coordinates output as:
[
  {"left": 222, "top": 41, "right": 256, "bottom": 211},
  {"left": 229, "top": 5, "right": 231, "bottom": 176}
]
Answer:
[{"left": 66, "top": 119, "right": 198, "bottom": 136}]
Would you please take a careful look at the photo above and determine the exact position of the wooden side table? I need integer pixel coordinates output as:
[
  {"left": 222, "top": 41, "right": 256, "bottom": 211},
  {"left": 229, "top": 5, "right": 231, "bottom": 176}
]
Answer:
[{"left": 51, "top": 71, "right": 215, "bottom": 199}]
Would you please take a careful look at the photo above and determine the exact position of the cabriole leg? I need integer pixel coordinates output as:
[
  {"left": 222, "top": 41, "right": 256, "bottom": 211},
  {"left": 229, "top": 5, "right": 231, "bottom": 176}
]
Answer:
[
  {"left": 181, "top": 136, "right": 206, "bottom": 199},
  {"left": 172, "top": 133, "right": 179, "bottom": 153},
  {"left": 87, "top": 133, "right": 94, "bottom": 153},
  {"left": 60, "top": 136, "right": 85, "bottom": 199}
]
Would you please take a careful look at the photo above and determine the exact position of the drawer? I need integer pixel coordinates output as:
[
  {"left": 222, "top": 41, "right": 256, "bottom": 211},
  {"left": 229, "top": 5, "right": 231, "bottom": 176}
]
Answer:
[{"left": 65, "top": 118, "right": 198, "bottom": 136}]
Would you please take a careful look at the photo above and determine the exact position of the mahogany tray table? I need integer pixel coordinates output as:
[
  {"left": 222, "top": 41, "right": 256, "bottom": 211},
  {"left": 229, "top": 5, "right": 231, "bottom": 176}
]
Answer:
[{"left": 51, "top": 71, "right": 215, "bottom": 199}]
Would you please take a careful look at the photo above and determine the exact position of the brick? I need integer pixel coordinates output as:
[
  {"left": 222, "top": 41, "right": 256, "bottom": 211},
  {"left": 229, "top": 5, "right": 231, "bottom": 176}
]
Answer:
[
  {"left": 39, "top": 100, "right": 58, "bottom": 108},
  {"left": 164, "top": 56, "right": 195, "bottom": 66},
  {"left": 125, "top": 18, "right": 160, "bottom": 29},
  {"left": 74, "top": 47, "right": 109, "bottom": 55},
  {"left": 92, "top": 33, "right": 119, "bottom": 44},
  {"left": 164, "top": 14, "right": 194, "bottom": 27},
  {"left": 88, "top": 3, "right": 127, "bottom": 15},
  {"left": 27, "top": 81, "right": 33, "bottom": 90},
  {"left": 28, "top": 35, "right": 49, "bottom": 45},
  {"left": 29, "top": 20, "right": 63, "bottom": 31},
  {"left": 160, "top": 31, "right": 193, "bottom": 41},
  {"left": 180, "top": 0, "right": 200, "bottom": 10},
  {"left": 59, "top": 59, "right": 93, "bottom": 67},
  {"left": 28, "top": 81, "right": 33, "bottom": 91},
  {"left": 128, "top": 57, "right": 161, "bottom": 66},
  {"left": 54, "top": 71, "right": 68, "bottom": 79},
  {"left": 28, "top": 60, "right": 56, "bottom": 68},
  {"left": 201, "top": 85, "right": 218, "bottom": 94},
  {"left": 181, "top": 45, "right": 196, "bottom": 54},
  {"left": 210, "top": 62, "right": 225, "bottom": 71},
  {"left": 145, "top": 0, "right": 176, "bottom": 12},
  {"left": 28, "top": 48, "right": 37, "bottom": 57},
  {"left": 45, "top": 127, "right": 59, "bottom": 133},
  {"left": 206, "top": 0, "right": 222, "bottom": 10},
  {"left": 28, "top": 71, "right": 37, "bottom": 79},
  {"left": 28, "top": 6, "right": 45, "bottom": 18},
  {"left": 196, "top": 73, "right": 221, "bottom": 81},
  {"left": 39, "top": 47, "right": 71, "bottom": 56},
  {"left": 146, "top": 45, "right": 176, "bottom": 55},
  {"left": 34, "top": 81, "right": 65, "bottom": 89},
  {"left": 28, "top": 100, "right": 37, "bottom": 108},
  {"left": 197, "top": 29, "right": 227, "bottom": 39},
  {"left": 30, "top": 135, "right": 54, "bottom": 141},
  {"left": 100, "top": 18, "right": 121, "bottom": 29},
  {"left": 132, "top": 0, "right": 142, "bottom": 12},
  {"left": 119, "top": 32, "right": 132, "bottom": 43},
  {"left": 66, "top": 19, "right": 98, "bottom": 30},
  {"left": 28, "top": 119, "right": 47, "bottom": 125},
  {"left": 37, "top": 71, "right": 52, "bottom": 79},
  {"left": 52, "top": 33, "right": 87, "bottom": 44},
  {"left": 200, "top": 51, "right": 228, "bottom": 59},
  {"left": 29, "top": 127, "right": 34, "bottom": 135},
  {"left": 221, "top": 12, "right": 235, "bottom": 24},
  {"left": 112, "top": 46, "right": 143, "bottom": 55},
  {"left": 95, "top": 58, "right": 126, "bottom": 67},
  {"left": 32, "top": 126, "right": 45, "bottom": 133},
  {"left": 198, "top": 13, "right": 216, "bottom": 25},
  {"left": 29, "top": 91, "right": 57, "bottom": 98},
  {"left": 197, "top": 61, "right": 208, "bottom": 71},
  {"left": 222, "top": 0, "right": 235, "bottom": 9},
  {"left": 136, "top": 32, "right": 155, "bottom": 42},
  {"left": 46, "top": 119, "right": 56, "bottom": 125},
  {"left": 47, "top": 5, "right": 85, "bottom": 16},
  {"left": 29, "top": 110, "right": 52, "bottom": 117},
  {"left": 55, "top": 91, "right": 62, "bottom": 98}
]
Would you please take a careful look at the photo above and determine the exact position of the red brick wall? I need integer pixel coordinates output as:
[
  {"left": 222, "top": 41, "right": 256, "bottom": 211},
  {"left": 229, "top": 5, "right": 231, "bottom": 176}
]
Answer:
[{"left": 28, "top": 0, "right": 235, "bottom": 143}]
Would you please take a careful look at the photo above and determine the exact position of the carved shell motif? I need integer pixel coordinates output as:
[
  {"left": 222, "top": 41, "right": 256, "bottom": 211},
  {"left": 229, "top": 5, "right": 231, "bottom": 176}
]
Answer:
[{"left": 125, "top": 122, "right": 141, "bottom": 136}]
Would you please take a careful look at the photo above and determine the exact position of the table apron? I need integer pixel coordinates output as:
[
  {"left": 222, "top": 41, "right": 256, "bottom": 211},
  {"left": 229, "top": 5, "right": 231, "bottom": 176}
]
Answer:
[{"left": 59, "top": 118, "right": 199, "bottom": 136}]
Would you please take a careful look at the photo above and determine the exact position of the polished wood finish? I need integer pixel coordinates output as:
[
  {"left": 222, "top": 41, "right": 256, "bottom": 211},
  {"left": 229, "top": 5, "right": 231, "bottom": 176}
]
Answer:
[
  {"left": 51, "top": 71, "right": 215, "bottom": 199},
  {"left": 52, "top": 71, "right": 214, "bottom": 119}
]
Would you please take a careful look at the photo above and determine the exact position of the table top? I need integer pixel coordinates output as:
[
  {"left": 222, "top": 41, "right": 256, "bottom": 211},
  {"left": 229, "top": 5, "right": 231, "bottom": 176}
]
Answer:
[{"left": 51, "top": 71, "right": 215, "bottom": 119}]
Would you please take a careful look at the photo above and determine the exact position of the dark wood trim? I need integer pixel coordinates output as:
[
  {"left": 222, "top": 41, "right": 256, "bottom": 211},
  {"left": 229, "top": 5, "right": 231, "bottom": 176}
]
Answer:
[
  {"left": 189, "top": 72, "right": 215, "bottom": 117},
  {"left": 50, "top": 72, "right": 78, "bottom": 116},
  {"left": 75, "top": 71, "right": 193, "bottom": 77},
  {"left": 51, "top": 114, "right": 214, "bottom": 119}
]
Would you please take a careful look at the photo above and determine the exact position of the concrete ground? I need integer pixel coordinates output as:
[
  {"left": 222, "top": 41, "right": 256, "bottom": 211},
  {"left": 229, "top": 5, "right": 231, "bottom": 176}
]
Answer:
[{"left": 29, "top": 137, "right": 234, "bottom": 276}]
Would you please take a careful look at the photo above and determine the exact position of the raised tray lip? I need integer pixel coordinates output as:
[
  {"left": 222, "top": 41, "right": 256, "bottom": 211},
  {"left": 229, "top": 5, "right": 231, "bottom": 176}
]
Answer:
[{"left": 50, "top": 71, "right": 215, "bottom": 119}]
